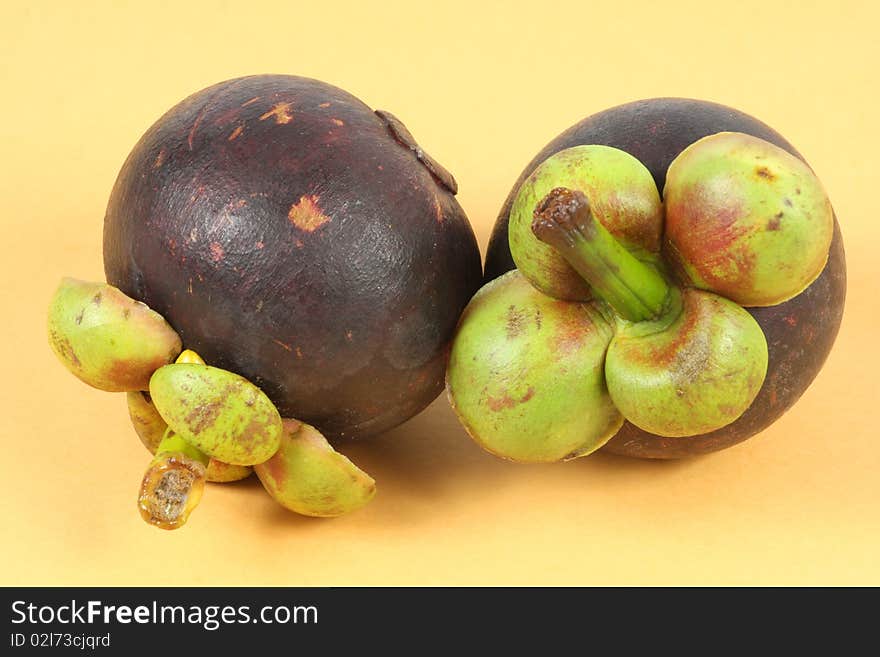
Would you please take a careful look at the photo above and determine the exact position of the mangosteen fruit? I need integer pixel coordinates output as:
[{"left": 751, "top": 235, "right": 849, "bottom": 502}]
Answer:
[
  {"left": 103, "top": 74, "right": 482, "bottom": 441},
  {"left": 477, "top": 98, "right": 845, "bottom": 459},
  {"left": 50, "top": 74, "right": 481, "bottom": 529}
]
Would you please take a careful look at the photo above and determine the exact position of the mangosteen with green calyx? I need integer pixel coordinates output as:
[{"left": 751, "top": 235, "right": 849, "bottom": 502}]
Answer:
[
  {"left": 103, "top": 74, "right": 482, "bottom": 441},
  {"left": 47, "top": 278, "right": 181, "bottom": 392},
  {"left": 446, "top": 270, "right": 623, "bottom": 463},
  {"left": 483, "top": 98, "right": 845, "bottom": 458},
  {"left": 532, "top": 187, "right": 768, "bottom": 437},
  {"left": 255, "top": 420, "right": 376, "bottom": 517},
  {"left": 664, "top": 132, "right": 834, "bottom": 307},
  {"left": 508, "top": 145, "right": 664, "bottom": 302}
]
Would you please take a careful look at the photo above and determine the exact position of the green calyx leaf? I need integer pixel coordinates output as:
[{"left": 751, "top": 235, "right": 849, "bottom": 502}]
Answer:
[
  {"left": 446, "top": 270, "right": 623, "bottom": 463},
  {"left": 605, "top": 288, "right": 769, "bottom": 437},
  {"left": 47, "top": 278, "right": 181, "bottom": 391},
  {"left": 664, "top": 132, "right": 834, "bottom": 307},
  {"left": 255, "top": 420, "right": 376, "bottom": 517},
  {"left": 127, "top": 391, "right": 253, "bottom": 483},
  {"left": 148, "top": 363, "right": 283, "bottom": 466}
]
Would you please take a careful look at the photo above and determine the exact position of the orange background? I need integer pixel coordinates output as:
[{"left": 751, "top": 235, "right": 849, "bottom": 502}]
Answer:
[{"left": 1, "top": 0, "right": 877, "bottom": 585}]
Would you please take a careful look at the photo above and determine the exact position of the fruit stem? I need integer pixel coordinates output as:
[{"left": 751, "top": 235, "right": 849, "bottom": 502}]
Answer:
[
  {"left": 532, "top": 187, "right": 670, "bottom": 322},
  {"left": 136, "top": 348, "right": 210, "bottom": 530},
  {"left": 137, "top": 429, "right": 210, "bottom": 530}
]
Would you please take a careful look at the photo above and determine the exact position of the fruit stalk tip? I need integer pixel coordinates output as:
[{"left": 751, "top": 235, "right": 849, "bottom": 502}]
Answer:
[
  {"left": 137, "top": 429, "right": 210, "bottom": 530},
  {"left": 531, "top": 187, "right": 671, "bottom": 323}
]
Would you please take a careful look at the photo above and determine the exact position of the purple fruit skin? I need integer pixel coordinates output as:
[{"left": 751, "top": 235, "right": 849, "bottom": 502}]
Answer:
[
  {"left": 104, "top": 75, "right": 482, "bottom": 440},
  {"left": 484, "top": 98, "right": 846, "bottom": 458}
]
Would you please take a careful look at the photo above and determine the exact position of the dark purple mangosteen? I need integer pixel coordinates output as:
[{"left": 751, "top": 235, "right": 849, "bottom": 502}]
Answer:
[{"left": 104, "top": 75, "right": 482, "bottom": 440}]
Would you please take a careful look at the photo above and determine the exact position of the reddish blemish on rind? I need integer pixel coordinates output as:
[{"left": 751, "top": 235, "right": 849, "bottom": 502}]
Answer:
[
  {"left": 505, "top": 305, "right": 528, "bottom": 339},
  {"left": 622, "top": 291, "right": 702, "bottom": 367},
  {"left": 486, "top": 387, "right": 535, "bottom": 411},
  {"left": 259, "top": 102, "right": 293, "bottom": 125},
  {"left": 432, "top": 194, "right": 444, "bottom": 223},
  {"left": 209, "top": 242, "right": 224, "bottom": 262},
  {"left": 667, "top": 182, "right": 754, "bottom": 293},
  {"left": 755, "top": 166, "right": 776, "bottom": 181},
  {"left": 261, "top": 451, "right": 286, "bottom": 489},
  {"left": 188, "top": 106, "right": 208, "bottom": 151},
  {"left": 288, "top": 195, "right": 331, "bottom": 232},
  {"left": 548, "top": 302, "right": 600, "bottom": 355},
  {"left": 184, "top": 399, "right": 222, "bottom": 435}
]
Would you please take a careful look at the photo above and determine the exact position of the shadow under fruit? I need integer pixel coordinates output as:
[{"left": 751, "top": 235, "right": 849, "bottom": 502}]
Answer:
[
  {"left": 483, "top": 98, "right": 846, "bottom": 458},
  {"left": 103, "top": 75, "right": 482, "bottom": 441}
]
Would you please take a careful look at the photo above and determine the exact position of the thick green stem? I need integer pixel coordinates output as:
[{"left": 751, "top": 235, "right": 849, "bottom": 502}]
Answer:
[{"left": 532, "top": 187, "right": 670, "bottom": 322}]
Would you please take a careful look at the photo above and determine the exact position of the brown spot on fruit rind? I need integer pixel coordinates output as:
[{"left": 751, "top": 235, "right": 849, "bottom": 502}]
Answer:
[
  {"left": 228, "top": 125, "right": 243, "bottom": 141},
  {"left": 209, "top": 242, "right": 224, "bottom": 262},
  {"left": 432, "top": 194, "right": 444, "bottom": 223},
  {"left": 259, "top": 102, "right": 293, "bottom": 125},
  {"left": 756, "top": 166, "right": 775, "bottom": 180},
  {"left": 505, "top": 305, "right": 528, "bottom": 339},
  {"left": 666, "top": 182, "right": 754, "bottom": 296},
  {"left": 486, "top": 387, "right": 535, "bottom": 411},
  {"left": 182, "top": 397, "right": 223, "bottom": 435},
  {"left": 288, "top": 195, "right": 331, "bottom": 232},
  {"left": 188, "top": 106, "right": 208, "bottom": 150}
]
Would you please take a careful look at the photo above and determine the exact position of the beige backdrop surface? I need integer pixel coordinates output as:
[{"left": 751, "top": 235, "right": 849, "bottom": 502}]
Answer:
[{"left": 1, "top": 0, "right": 876, "bottom": 585}]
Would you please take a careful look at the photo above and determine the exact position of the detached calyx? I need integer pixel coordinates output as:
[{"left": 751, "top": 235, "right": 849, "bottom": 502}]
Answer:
[{"left": 47, "top": 280, "right": 376, "bottom": 530}]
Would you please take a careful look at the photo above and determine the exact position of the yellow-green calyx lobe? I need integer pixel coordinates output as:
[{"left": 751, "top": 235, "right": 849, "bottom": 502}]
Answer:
[
  {"left": 605, "top": 288, "right": 768, "bottom": 436},
  {"left": 531, "top": 185, "right": 768, "bottom": 438},
  {"left": 47, "top": 278, "right": 181, "bottom": 391},
  {"left": 509, "top": 145, "right": 663, "bottom": 301},
  {"left": 446, "top": 270, "right": 623, "bottom": 463},
  {"left": 149, "top": 363, "right": 283, "bottom": 466},
  {"left": 127, "top": 391, "right": 253, "bottom": 483},
  {"left": 664, "top": 132, "right": 834, "bottom": 307},
  {"left": 255, "top": 420, "right": 376, "bottom": 517}
]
